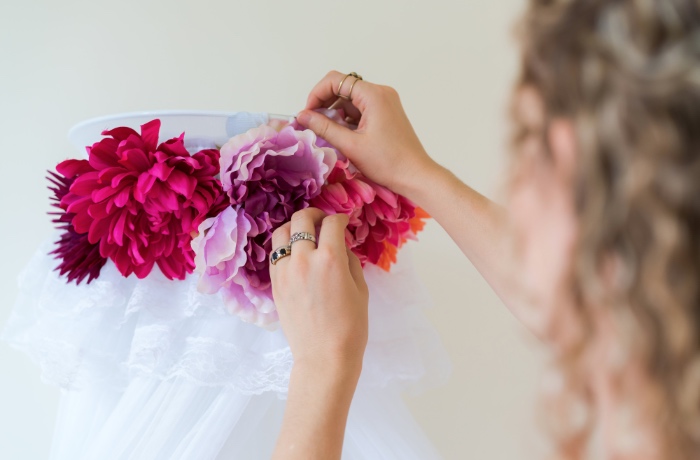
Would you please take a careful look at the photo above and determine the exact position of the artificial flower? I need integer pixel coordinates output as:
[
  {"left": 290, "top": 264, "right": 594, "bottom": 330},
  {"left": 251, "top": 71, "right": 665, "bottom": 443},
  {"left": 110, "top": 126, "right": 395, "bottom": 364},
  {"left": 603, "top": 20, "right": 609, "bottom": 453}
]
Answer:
[
  {"left": 57, "top": 119, "right": 225, "bottom": 280},
  {"left": 189, "top": 205, "right": 285, "bottom": 325},
  {"left": 48, "top": 110, "right": 429, "bottom": 329},
  {"left": 47, "top": 167, "right": 108, "bottom": 284},
  {"left": 195, "top": 123, "right": 336, "bottom": 325},
  {"left": 310, "top": 158, "right": 429, "bottom": 271}
]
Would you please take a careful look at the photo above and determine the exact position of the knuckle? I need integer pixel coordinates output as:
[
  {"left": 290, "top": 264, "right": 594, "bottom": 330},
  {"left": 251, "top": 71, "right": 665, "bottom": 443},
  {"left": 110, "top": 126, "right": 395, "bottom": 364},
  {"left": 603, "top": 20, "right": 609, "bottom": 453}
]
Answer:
[
  {"left": 292, "top": 207, "right": 325, "bottom": 224},
  {"left": 271, "top": 228, "right": 281, "bottom": 240},
  {"left": 271, "top": 223, "right": 289, "bottom": 239},
  {"left": 324, "top": 213, "right": 349, "bottom": 226},
  {"left": 380, "top": 84, "right": 399, "bottom": 99},
  {"left": 363, "top": 81, "right": 379, "bottom": 94},
  {"left": 317, "top": 119, "right": 330, "bottom": 139},
  {"left": 307, "top": 206, "right": 325, "bottom": 218},
  {"left": 290, "top": 252, "right": 310, "bottom": 271},
  {"left": 291, "top": 208, "right": 312, "bottom": 221},
  {"left": 315, "top": 246, "right": 337, "bottom": 266},
  {"left": 274, "top": 272, "right": 294, "bottom": 297},
  {"left": 344, "top": 133, "right": 359, "bottom": 151}
]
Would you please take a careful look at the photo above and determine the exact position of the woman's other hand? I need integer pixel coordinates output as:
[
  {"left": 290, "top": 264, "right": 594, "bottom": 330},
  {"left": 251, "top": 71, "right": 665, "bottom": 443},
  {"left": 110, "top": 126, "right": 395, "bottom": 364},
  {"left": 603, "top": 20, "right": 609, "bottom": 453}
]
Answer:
[
  {"left": 270, "top": 207, "right": 369, "bottom": 460},
  {"left": 295, "top": 70, "right": 436, "bottom": 199},
  {"left": 270, "top": 207, "right": 369, "bottom": 376}
]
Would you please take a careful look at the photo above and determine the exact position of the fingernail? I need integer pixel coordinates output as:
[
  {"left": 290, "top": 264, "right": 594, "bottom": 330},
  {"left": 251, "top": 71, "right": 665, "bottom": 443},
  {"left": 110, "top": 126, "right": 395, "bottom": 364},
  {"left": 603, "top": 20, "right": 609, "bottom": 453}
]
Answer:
[{"left": 296, "top": 110, "right": 311, "bottom": 126}]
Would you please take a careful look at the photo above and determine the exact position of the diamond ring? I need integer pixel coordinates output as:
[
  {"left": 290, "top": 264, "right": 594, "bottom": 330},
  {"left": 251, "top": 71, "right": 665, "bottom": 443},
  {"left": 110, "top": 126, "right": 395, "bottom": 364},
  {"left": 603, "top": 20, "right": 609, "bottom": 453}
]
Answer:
[{"left": 289, "top": 232, "right": 317, "bottom": 246}]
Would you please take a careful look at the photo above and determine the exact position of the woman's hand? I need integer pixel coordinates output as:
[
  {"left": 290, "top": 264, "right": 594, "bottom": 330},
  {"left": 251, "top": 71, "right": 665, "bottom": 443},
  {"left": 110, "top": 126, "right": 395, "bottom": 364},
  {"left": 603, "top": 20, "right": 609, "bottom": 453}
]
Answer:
[
  {"left": 270, "top": 207, "right": 369, "bottom": 460},
  {"left": 295, "top": 70, "right": 437, "bottom": 200},
  {"left": 296, "top": 72, "right": 533, "bottom": 337},
  {"left": 270, "top": 207, "right": 369, "bottom": 375}
]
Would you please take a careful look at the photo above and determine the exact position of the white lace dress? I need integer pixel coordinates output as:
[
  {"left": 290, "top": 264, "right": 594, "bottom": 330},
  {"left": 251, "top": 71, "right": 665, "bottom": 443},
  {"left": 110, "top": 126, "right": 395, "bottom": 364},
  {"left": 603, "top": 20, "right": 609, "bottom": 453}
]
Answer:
[{"left": 1, "top": 112, "right": 452, "bottom": 460}]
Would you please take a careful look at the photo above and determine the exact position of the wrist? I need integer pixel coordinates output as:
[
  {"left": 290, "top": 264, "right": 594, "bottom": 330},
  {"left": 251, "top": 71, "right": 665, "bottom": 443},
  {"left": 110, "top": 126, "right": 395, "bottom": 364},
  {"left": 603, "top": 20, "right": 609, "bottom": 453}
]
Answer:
[
  {"left": 291, "top": 356, "right": 362, "bottom": 392},
  {"left": 274, "top": 355, "right": 361, "bottom": 459},
  {"left": 396, "top": 156, "right": 450, "bottom": 205}
]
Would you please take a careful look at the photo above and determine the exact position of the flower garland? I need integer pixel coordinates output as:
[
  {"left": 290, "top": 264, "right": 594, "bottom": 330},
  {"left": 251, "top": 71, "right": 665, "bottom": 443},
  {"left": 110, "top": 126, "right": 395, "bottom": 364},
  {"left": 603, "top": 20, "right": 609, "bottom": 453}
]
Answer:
[{"left": 48, "top": 109, "right": 429, "bottom": 327}]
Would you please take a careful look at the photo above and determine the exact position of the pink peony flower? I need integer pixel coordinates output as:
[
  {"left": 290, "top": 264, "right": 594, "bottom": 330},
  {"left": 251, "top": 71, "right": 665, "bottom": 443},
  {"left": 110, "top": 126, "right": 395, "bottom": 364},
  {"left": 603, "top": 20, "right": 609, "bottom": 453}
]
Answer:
[
  {"left": 58, "top": 119, "right": 225, "bottom": 280},
  {"left": 191, "top": 206, "right": 281, "bottom": 327},
  {"left": 194, "top": 123, "right": 336, "bottom": 326},
  {"left": 310, "top": 158, "right": 429, "bottom": 271},
  {"left": 192, "top": 206, "right": 251, "bottom": 296},
  {"left": 47, "top": 167, "right": 108, "bottom": 284}
]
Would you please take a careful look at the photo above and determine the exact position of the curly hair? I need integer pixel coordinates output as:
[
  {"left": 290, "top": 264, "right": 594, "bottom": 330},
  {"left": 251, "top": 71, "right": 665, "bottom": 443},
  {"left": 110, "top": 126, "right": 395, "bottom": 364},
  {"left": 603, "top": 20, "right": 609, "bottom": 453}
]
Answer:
[{"left": 510, "top": 0, "right": 700, "bottom": 458}]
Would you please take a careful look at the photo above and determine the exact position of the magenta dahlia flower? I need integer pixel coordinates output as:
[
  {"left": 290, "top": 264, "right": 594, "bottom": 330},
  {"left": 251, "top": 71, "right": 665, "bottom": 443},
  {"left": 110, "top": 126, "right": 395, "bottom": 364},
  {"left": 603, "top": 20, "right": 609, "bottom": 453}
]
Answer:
[
  {"left": 47, "top": 166, "right": 108, "bottom": 284},
  {"left": 58, "top": 119, "right": 225, "bottom": 280},
  {"left": 310, "top": 158, "right": 429, "bottom": 270},
  {"left": 194, "top": 124, "right": 336, "bottom": 326}
]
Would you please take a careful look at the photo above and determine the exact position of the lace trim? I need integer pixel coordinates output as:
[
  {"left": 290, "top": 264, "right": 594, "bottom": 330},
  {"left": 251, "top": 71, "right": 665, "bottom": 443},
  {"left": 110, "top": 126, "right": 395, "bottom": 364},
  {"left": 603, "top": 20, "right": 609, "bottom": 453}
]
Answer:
[{"left": 2, "top": 235, "right": 452, "bottom": 395}]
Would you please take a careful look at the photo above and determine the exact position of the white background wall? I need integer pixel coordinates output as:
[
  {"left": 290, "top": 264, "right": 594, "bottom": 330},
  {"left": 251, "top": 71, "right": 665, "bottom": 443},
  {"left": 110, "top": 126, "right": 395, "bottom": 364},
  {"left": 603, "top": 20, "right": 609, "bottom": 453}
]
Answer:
[{"left": 0, "top": 0, "right": 544, "bottom": 458}]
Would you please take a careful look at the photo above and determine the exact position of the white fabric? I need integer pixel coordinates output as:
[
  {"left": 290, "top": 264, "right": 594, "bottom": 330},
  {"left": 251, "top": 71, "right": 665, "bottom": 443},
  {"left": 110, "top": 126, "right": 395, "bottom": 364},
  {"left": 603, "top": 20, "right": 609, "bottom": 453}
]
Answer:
[
  {"left": 2, "top": 235, "right": 451, "bottom": 459},
  {"left": 67, "top": 111, "right": 271, "bottom": 157}
]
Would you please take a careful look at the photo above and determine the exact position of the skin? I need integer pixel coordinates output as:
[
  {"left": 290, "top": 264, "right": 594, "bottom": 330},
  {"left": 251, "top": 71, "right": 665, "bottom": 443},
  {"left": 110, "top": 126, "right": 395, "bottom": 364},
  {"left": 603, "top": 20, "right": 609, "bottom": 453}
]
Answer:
[
  {"left": 270, "top": 70, "right": 585, "bottom": 459},
  {"left": 270, "top": 208, "right": 368, "bottom": 460}
]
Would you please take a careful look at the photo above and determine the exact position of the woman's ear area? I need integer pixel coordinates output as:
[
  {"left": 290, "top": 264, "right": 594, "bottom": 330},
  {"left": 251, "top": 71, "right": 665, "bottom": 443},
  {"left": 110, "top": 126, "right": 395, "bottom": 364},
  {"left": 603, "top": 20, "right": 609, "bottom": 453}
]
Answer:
[
  {"left": 513, "top": 85, "right": 546, "bottom": 131},
  {"left": 547, "top": 118, "right": 578, "bottom": 183}
]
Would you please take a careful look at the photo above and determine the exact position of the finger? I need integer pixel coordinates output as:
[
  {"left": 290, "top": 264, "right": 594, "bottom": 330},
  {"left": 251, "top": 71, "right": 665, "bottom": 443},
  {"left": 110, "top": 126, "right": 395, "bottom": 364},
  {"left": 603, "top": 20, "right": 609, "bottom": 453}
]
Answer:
[
  {"left": 326, "top": 96, "right": 363, "bottom": 121},
  {"left": 318, "top": 213, "right": 351, "bottom": 255},
  {"left": 289, "top": 207, "right": 326, "bottom": 254},
  {"left": 304, "top": 71, "right": 374, "bottom": 115},
  {"left": 346, "top": 246, "right": 366, "bottom": 289},
  {"left": 295, "top": 109, "right": 358, "bottom": 154},
  {"left": 270, "top": 222, "right": 292, "bottom": 269},
  {"left": 304, "top": 70, "right": 348, "bottom": 110}
]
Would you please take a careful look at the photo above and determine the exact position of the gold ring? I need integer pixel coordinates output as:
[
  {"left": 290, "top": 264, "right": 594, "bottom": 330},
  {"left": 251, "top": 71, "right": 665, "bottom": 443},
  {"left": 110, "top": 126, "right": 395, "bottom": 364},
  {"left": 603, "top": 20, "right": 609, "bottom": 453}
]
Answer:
[{"left": 336, "top": 72, "right": 363, "bottom": 101}]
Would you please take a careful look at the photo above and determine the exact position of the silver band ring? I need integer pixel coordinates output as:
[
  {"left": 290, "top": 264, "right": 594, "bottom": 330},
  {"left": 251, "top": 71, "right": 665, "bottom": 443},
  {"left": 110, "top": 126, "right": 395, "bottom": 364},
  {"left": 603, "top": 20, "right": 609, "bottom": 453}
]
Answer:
[
  {"left": 270, "top": 245, "right": 292, "bottom": 265},
  {"left": 290, "top": 232, "right": 317, "bottom": 246}
]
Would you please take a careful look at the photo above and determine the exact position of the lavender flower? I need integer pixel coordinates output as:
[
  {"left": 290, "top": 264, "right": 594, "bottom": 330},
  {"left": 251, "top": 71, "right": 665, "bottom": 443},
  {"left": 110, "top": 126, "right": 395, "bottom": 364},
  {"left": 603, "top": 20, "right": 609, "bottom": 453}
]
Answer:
[{"left": 192, "top": 124, "right": 336, "bottom": 328}]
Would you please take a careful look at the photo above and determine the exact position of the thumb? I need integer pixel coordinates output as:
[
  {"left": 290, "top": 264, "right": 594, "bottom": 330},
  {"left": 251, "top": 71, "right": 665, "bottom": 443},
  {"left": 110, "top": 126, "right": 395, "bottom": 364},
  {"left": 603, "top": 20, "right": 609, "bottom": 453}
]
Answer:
[{"left": 296, "top": 109, "right": 356, "bottom": 152}]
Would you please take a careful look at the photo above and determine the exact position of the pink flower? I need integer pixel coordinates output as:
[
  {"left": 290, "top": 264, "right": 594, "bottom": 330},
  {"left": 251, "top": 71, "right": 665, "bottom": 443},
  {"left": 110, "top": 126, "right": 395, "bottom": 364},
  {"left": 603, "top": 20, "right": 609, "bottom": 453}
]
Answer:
[
  {"left": 58, "top": 119, "right": 225, "bottom": 280},
  {"left": 191, "top": 206, "right": 280, "bottom": 327},
  {"left": 193, "top": 123, "right": 336, "bottom": 326},
  {"left": 310, "top": 158, "right": 429, "bottom": 271},
  {"left": 192, "top": 206, "right": 251, "bottom": 296},
  {"left": 47, "top": 167, "right": 108, "bottom": 284}
]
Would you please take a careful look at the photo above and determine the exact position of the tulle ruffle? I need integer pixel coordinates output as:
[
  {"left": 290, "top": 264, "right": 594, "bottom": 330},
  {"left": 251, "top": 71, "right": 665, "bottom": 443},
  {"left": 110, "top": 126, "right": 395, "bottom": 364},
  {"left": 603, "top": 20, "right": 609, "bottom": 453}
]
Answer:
[
  {"left": 47, "top": 377, "right": 444, "bottom": 459},
  {"left": 2, "top": 232, "right": 451, "bottom": 397}
]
